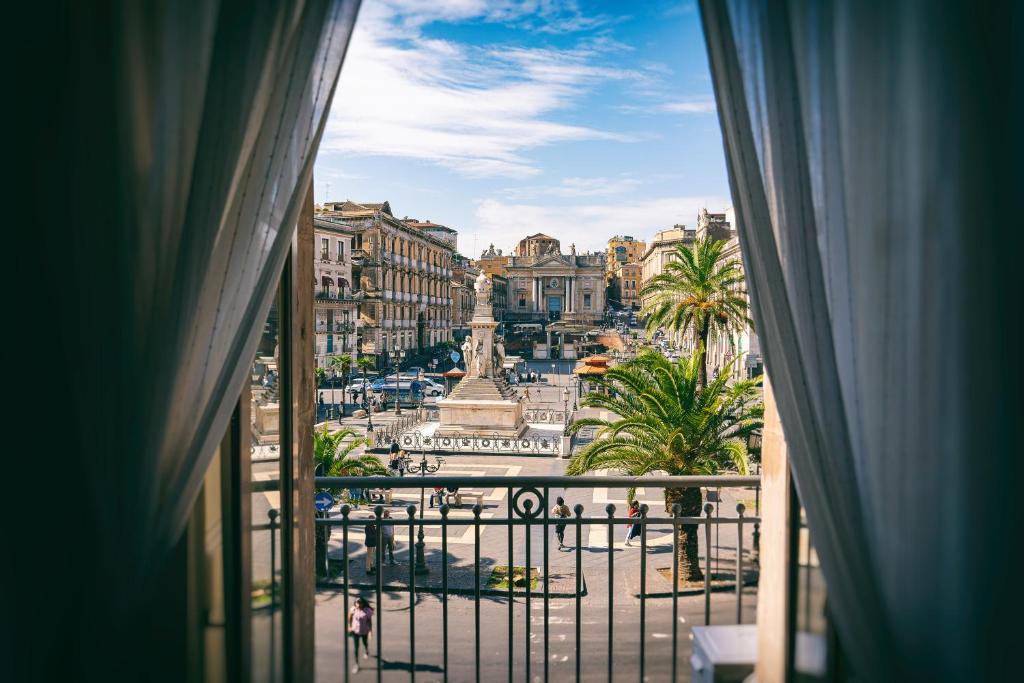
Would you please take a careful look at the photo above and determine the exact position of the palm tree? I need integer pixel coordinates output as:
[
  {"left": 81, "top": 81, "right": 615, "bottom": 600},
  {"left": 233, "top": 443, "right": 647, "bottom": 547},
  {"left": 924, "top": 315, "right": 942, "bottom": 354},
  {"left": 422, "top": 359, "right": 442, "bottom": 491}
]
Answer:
[
  {"left": 566, "top": 348, "right": 763, "bottom": 582},
  {"left": 313, "top": 424, "right": 385, "bottom": 479},
  {"left": 639, "top": 236, "right": 750, "bottom": 386},
  {"left": 329, "top": 355, "right": 353, "bottom": 415},
  {"left": 313, "top": 424, "right": 386, "bottom": 576}
]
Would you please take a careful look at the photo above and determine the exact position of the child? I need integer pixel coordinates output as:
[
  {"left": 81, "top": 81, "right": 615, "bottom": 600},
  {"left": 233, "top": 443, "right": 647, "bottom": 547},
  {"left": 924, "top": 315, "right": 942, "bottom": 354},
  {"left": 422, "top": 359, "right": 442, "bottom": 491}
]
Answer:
[
  {"left": 348, "top": 597, "right": 374, "bottom": 671},
  {"left": 624, "top": 501, "right": 641, "bottom": 547},
  {"left": 551, "top": 496, "right": 571, "bottom": 550}
]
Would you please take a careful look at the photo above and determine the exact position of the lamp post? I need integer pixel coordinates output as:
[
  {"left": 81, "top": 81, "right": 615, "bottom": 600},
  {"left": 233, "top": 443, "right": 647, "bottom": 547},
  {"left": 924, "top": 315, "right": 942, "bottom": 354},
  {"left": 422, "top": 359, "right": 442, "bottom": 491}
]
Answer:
[
  {"left": 748, "top": 430, "right": 763, "bottom": 561},
  {"left": 562, "top": 386, "right": 570, "bottom": 436},
  {"left": 394, "top": 348, "right": 406, "bottom": 415},
  {"left": 404, "top": 448, "right": 445, "bottom": 575}
]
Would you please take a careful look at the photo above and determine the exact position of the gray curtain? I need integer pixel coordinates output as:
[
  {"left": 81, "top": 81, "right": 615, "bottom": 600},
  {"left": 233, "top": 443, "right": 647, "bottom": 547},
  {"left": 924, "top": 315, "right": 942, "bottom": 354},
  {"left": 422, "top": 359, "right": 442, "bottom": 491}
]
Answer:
[
  {"left": 700, "top": 1, "right": 1018, "bottom": 680},
  {"left": 12, "top": 0, "right": 359, "bottom": 676}
]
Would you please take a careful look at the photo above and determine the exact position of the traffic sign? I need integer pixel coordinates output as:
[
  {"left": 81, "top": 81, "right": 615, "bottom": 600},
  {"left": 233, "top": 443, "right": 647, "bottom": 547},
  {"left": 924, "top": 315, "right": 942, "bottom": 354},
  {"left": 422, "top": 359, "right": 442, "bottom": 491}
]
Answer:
[
  {"left": 450, "top": 351, "right": 461, "bottom": 362},
  {"left": 315, "top": 491, "right": 335, "bottom": 512}
]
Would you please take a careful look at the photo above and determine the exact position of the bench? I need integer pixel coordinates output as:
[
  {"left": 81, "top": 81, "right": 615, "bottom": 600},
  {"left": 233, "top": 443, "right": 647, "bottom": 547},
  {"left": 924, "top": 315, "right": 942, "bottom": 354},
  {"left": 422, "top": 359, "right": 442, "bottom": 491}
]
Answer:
[{"left": 450, "top": 491, "right": 484, "bottom": 508}]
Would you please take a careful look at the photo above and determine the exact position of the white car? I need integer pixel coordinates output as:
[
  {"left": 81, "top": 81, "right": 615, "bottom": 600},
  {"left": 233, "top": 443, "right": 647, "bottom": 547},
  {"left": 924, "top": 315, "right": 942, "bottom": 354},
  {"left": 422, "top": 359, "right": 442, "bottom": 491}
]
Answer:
[
  {"left": 343, "top": 378, "right": 374, "bottom": 394},
  {"left": 419, "top": 378, "right": 444, "bottom": 396}
]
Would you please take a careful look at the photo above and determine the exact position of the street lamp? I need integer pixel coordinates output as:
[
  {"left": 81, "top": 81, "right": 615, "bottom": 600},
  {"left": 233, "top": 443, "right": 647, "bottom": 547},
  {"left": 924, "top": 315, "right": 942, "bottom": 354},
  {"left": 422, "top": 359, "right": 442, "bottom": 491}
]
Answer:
[
  {"left": 551, "top": 363, "right": 557, "bottom": 386},
  {"left": 394, "top": 348, "right": 406, "bottom": 415},
  {"left": 748, "top": 430, "right": 763, "bottom": 561},
  {"left": 562, "top": 386, "right": 570, "bottom": 436},
  {"left": 404, "top": 448, "right": 445, "bottom": 575}
]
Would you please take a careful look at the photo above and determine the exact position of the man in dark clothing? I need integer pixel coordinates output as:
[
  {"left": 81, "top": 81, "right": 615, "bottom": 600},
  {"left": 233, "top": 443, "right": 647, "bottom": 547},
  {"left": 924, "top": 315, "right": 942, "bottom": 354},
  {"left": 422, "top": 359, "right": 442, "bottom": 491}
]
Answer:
[{"left": 364, "top": 518, "right": 378, "bottom": 574}]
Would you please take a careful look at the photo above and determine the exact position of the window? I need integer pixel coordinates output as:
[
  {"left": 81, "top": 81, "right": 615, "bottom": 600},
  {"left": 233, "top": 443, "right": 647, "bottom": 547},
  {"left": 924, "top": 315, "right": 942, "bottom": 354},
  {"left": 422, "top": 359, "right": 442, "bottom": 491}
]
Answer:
[
  {"left": 584, "top": 293, "right": 592, "bottom": 309},
  {"left": 336, "top": 240, "right": 344, "bottom": 261},
  {"left": 320, "top": 237, "right": 329, "bottom": 260}
]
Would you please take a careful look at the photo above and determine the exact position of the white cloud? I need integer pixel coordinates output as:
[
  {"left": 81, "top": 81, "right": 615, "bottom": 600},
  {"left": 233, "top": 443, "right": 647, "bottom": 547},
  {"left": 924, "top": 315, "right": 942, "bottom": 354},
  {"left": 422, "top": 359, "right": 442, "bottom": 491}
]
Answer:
[
  {"left": 618, "top": 97, "right": 717, "bottom": 115},
  {"left": 661, "top": 98, "right": 717, "bottom": 113},
  {"left": 319, "top": 1, "right": 638, "bottom": 178},
  {"left": 469, "top": 195, "right": 732, "bottom": 254},
  {"left": 500, "top": 176, "right": 643, "bottom": 199}
]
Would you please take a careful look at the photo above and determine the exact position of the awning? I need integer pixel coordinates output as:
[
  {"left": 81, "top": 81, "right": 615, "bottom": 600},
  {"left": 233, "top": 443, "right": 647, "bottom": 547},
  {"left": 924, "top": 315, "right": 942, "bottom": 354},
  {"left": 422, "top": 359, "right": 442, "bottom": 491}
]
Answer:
[{"left": 321, "top": 275, "right": 334, "bottom": 286}]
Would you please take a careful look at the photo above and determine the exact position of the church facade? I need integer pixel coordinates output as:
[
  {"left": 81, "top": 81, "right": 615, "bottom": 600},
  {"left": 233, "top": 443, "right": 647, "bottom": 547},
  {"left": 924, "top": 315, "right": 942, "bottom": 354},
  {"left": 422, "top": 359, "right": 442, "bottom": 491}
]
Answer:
[{"left": 482, "top": 235, "right": 605, "bottom": 326}]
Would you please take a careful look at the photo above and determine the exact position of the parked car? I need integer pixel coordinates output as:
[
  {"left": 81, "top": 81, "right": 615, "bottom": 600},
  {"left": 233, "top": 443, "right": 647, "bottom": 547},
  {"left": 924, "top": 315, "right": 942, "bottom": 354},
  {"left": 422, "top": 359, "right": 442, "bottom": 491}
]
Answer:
[
  {"left": 419, "top": 378, "right": 444, "bottom": 396},
  {"left": 344, "top": 378, "right": 374, "bottom": 394}
]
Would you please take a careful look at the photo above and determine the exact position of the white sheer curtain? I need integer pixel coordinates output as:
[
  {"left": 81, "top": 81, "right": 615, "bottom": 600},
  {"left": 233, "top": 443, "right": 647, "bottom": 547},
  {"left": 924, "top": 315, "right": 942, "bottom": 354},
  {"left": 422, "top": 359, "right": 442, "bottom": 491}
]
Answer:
[
  {"left": 701, "top": 1, "right": 1016, "bottom": 680},
  {"left": 29, "top": 0, "right": 360, "bottom": 674}
]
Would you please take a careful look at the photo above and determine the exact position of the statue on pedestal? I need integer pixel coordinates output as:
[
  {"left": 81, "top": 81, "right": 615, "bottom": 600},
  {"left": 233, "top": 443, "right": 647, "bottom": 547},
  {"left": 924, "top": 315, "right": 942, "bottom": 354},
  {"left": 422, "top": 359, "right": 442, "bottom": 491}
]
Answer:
[
  {"left": 474, "top": 338, "right": 485, "bottom": 377},
  {"left": 461, "top": 338, "right": 473, "bottom": 372},
  {"left": 474, "top": 271, "right": 491, "bottom": 305}
]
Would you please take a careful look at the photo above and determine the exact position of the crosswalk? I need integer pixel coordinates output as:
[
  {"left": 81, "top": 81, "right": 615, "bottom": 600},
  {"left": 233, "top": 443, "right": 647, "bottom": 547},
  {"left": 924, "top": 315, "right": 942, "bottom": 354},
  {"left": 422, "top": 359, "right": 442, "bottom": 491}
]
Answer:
[{"left": 331, "top": 463, "right": 522, "bottom": 546}]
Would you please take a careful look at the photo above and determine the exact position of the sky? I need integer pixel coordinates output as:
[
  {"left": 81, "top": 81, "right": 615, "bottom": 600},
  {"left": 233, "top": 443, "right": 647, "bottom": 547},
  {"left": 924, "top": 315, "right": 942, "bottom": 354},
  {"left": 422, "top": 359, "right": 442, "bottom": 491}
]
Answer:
[{"left": 314, "top": 0, "right": 732, "bottom": 257}]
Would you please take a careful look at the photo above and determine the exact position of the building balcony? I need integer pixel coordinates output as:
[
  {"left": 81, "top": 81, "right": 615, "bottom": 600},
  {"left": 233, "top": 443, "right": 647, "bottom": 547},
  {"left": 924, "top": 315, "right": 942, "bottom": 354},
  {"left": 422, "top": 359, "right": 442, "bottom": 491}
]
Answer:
[
  {"left": 314, "top": 289, "right": 354, "bottom": 303},
  {"left": 315, "top": 323, "right": 356, "bottom": 334}
]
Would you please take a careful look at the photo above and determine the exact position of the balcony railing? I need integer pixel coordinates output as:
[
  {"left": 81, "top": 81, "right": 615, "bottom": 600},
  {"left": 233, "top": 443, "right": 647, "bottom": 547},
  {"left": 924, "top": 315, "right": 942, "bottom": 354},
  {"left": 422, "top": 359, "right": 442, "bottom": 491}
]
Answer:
[
  {"left": 311, "top": 474, "right": 760, "bottom": 682},
  {"left": 315, "top": 289, "right": 354, "bottom": 302}
]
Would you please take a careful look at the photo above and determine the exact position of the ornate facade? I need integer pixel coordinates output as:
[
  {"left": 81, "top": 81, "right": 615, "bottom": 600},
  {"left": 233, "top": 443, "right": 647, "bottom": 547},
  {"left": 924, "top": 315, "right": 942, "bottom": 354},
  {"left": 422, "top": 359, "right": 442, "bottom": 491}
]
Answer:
[
  {"left": 318, "top": 201, "right": 455, "bottom": 362},
  {"left": 499, "top": 236, "right": 605, "bottom": 325},
  {"left": 313, "top": 218, "right": 358, "bottom": 368}
]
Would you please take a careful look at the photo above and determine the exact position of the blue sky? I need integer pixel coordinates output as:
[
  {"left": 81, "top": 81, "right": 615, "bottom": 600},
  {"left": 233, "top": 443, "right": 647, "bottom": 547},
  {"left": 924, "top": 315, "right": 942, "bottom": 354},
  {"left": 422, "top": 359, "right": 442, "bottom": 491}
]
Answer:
[{"left": 314, "top": 0, "right": 731, "bottom": 256}]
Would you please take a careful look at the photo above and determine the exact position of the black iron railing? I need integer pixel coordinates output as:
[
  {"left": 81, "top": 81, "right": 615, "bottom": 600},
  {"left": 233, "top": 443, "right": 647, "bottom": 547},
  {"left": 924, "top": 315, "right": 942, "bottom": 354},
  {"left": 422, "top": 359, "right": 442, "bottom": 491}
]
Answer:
[{"left": 312, "top": 474, "right": 760, "bottom": 683}]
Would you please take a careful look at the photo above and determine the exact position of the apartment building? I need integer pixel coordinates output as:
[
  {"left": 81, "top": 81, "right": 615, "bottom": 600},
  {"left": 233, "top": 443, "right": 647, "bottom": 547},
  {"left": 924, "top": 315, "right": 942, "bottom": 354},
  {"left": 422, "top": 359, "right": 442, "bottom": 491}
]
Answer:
[{"left": 319, "top": 201, "right": 455, "bottom": 363}]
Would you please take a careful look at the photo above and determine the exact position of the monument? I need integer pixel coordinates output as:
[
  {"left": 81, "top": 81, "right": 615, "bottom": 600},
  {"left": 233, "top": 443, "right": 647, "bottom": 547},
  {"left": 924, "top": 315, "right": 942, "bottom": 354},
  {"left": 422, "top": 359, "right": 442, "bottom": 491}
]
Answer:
[{"left": 436, "top": 272, "right": 527, "bottom": 438}]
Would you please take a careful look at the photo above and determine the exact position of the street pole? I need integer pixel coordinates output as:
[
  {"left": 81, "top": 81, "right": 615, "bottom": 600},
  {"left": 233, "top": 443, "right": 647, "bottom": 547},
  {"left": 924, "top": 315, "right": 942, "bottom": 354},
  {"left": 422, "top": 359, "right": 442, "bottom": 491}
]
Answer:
[{"left": 394, "top": 349, "right": 403, "bottom": 416}]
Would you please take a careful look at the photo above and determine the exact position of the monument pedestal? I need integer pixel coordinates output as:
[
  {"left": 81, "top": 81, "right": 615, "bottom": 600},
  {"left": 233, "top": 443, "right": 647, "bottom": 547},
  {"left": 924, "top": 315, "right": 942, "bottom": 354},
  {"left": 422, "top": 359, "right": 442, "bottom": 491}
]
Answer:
[
  {"left": 436, "top": 276, "right": 527, "bottom": 439},
  {"left": 437, "top": 377, "right": 526, "bottom": 438}
]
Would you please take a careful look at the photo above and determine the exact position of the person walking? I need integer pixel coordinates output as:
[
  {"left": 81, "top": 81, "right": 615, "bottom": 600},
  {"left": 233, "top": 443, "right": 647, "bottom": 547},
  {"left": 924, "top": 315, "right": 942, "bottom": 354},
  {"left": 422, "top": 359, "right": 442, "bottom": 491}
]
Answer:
[
  {"left": 396, "top": 450, "right": 407, "bottom": 477},
  {"left": 624, "top": 501, "right": 641, "bottom": 547},
  {"left": 348, "top": 597, "right": 374, "bottom": 672},
  {"left": 364, "top": 516, "right": 378, "bottom": 574},
  {"left": 552, "top": 496, "right": 571, "bottom": 550},
  {"left": 523, "top": 387, "right": 531, "bottom": 402},
  {"left": 429, "top": 486, "right": 444, "bottom": 508},
  {"left": 381, "top": 510, "right": 397, "bottom": 565}
]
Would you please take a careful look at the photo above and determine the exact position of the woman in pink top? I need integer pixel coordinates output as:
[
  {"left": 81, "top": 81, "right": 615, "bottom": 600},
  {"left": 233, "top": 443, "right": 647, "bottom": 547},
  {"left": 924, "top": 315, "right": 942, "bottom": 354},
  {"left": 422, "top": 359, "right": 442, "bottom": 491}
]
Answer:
[{"left": 348, "top": 597, "right": 374, "bottom": 670}]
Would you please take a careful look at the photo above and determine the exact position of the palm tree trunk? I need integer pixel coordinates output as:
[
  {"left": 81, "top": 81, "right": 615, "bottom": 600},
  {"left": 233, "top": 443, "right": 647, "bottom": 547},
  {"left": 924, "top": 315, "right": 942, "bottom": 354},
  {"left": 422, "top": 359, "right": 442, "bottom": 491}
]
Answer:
[
  {"left": 698, "top": 315, "right": 711, "bottom": 387},
  {"left": 315, "top": 511, "right": 330, "bottom": 577},
  {"left": 665, "top": 486, "right": 704, "bottom": 582}
]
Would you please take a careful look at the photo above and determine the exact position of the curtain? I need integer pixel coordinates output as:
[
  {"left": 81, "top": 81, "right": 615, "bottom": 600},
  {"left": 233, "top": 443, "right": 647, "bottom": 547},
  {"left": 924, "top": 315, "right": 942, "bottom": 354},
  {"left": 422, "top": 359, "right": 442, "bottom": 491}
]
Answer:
[
  {"left": 700, "top": 1, "right": 1017, "bottom": 680},
  {"left": 16, "top": 0, "right": 360, "bottom": 676}
]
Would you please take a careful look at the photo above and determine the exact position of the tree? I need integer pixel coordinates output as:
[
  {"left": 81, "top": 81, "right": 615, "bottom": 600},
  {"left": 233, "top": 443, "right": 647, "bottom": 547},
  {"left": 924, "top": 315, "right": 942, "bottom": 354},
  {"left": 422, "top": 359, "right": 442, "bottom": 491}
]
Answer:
[
  {"left": 313, "top": 424, "right": 386, "bottom": 576},
  {"left": 639, "top": 236, "right": 750, "bottom": 386},
  {"left": 313, "top": 424, "right": 384, "bottom": 479},
  {"left": 330, "top": 354, "right": 353, "bottom": 380},
  {"left": 329, "top": 355, "right": 353, "bottom": 415},
  {"left": 566, "top": 348, "right": 763, "bottom": 582}
]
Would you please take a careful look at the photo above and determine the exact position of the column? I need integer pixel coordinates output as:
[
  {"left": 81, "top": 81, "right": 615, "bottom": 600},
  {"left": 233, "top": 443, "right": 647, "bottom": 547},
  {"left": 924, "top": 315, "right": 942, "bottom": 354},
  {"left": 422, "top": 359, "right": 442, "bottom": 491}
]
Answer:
[
  {"left": 564, "top": 277, "right": 570, "bottom": 314},
  {"left": 568, "top": 277, "right": 574, "bottom": 313},
  {"left": 534, "top": 277, "right": 540, "bottom": 312}
]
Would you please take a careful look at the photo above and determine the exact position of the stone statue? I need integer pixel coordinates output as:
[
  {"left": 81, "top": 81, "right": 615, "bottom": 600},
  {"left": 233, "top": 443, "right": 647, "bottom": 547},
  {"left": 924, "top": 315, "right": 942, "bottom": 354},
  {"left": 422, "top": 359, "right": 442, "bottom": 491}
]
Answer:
[
  {"left": 494, "top": 338, "right": 506, "bottom": 375},
  {"left": 570, "top": 243, "right": 576, "bottom": 255},
  {"left": 461, "top": 338, "right": 473, "bottom": 371},
  {"left": 474, "top": 271, "right": 491, "bottom": 305},
  {"left": 474, "top": 339, "right": 485, "bottom": 376}
]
